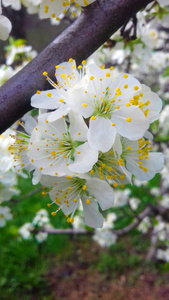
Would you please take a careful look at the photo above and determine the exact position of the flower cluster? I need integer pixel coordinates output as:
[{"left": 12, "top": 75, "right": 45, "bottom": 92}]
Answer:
[
  {"left": 0, "top": 129, "right": 20, "bottom": 227},
  {"left": 9, "top": 59, "right": 163, "bottom": 228},
  {"left": 19, "top": 209, "right": 52, "bottom": 243}
]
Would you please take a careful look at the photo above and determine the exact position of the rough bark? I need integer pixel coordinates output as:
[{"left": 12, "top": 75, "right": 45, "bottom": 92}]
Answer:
[{"left": 0, "top": 0, "right": 153, "bottom": 133}]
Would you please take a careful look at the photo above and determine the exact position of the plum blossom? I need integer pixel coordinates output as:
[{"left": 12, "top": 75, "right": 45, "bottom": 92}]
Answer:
[
  {"left": 40, "top": 174, "right": 115, "bottom": 228},
  {"left": 0, "top": 206, "right": 12, "bottom": 227},
  {"left": 93, "top": 213, "right": 117, "bottom": 247},
  {"left": 28, "top": 111, "right": 98, "bottom": 176},
  {"left": 113, "top": 134, "right": 164, "bottom": 181}
]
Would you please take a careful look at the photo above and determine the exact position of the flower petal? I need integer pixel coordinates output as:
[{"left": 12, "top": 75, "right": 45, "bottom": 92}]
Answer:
[
  {"left": 69, "top": 142, "right": 98, "bottom": 173},
  {"left": 86, "top": 178, "right": 114, "bottom": 210},
  {"left": 69, "top": 111, "right": 88, "bottom": 141},
  {"left": 111, "top": 106, "right": 149, "bottom": 140},
  {"left": 31, "top": 89, "right": 65, "bottom": 110},
  {"left": 126, "top": 152, "right": 164, "bottom": 181},
  {"left": 81, "top": 195, "right": 104, "bottom": 228},
  {"left": 88, "top": 117, "right": 116, "bottom": 152},
  {"left": 0, "top": 15, "right": 11, "bottom": 41}
]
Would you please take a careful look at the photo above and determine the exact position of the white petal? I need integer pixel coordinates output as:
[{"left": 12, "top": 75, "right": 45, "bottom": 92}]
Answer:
[
  {"left": 126, "top": 153, "right": 164, "bottom": 181},
  {"left": 40, "top": 0, "right": 69, "bottom": 19},
  {"left": 31, "top": 89, "right": 64, "bottom": 110},
  {"left": 68, "top": 111, "right": 88, "bottom": 141},
  {"left": 111, "top": 106, "right": 149, "bottom": 140},
  {"left": 81, "top": 195, "right": 104, "bottom": 228},
  {"left": 86, "top": 178, "right": 114, "bottom": 210},
  {"left": 138, "top": 84, "right": 162, "bottom": 123},
  {"left": 32, "top": 169, "right": 41, "bottom": 185},
  {"left": 112, "top": 133, "right": 122, "bottom": 157},
  {"left": 47, "top": 104, "right": 70, "bottom": 122},
  {"left": 69, "top": 142, "right": 98, "bottom": 173},
  {"left": 88, "top": 117, "right": 116, "bottom": 152},
  {"left": 67, "top": 81, "right": 94, "bottom": 118},
  {"left": 0, "top": 15, "right": 11, "bottom": 41},
  {"left": 109, "top": 73, "right": 141, "bottom": 103},
  {"left": 144, "top": 131, "right": 153, "bottom": 140},
  {"left": 75, "top": 0, "right": 96, "bottom": 6}
]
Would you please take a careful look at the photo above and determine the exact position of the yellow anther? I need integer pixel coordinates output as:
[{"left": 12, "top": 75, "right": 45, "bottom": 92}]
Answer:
[
  {"left": 82, "top": 103, "right": 87, "bottom": 107},
  {"left": 127, "top": 146, "right": 131, "bottom": 150},
  {"left": 126, "top": 117, "right": 132, "bottom": 122},
  {"left": 86, "top": 199, "right": 90, "bottom": 204},
  {"left": 82, "top": 185, "right": 87, "bottom": 190},
  {"left": 123, "top": 84, "right": 128, "bottom": 89},
  {"left": 69, "top": 58, "right": 73, "bottom": 62},
  {"left": 36, "top": 90, "right": 41, "bottom": 94},
  {"left": 90, "top": 76, "right": 94, "bottom": 80},
  {"left": 123, "top": 74, "right": 128, "bottom": 78},
  {"left": 59, "top": 99, "right": 64, "bottom": 103},
  {"left": 91, "top": 116, "right": 96, "bottom": 120},
  {"left": 112, "top": 123, "right": 115, "bottom": 126},
  {"left": 113, "top": 183, "right": 118, "bottom": 187},
  {"left": 51, "top": 212, "right": 56, "bottom": 216},
  {"left": 144, "top": 109, "right": 149, "bottom": 117},
  {"left": 134, "top": 86, "right": 139, "bottom": 90},
  {"left": 47, "top": 92, "right": 52, "bottom": 97},
  {"left": 105, "top": 72, "right": 110, "bottom": 77},
  {"left": 43, "top": 71, "right": 48, "bottom": 76}
]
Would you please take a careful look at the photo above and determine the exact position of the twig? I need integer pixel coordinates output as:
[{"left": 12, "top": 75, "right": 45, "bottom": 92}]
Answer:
[
  {"left": 40, "top": 227, "right": 91, "bottom": 235},
  {"left": 11, "top": 186, "right": 43, "bottom": 204},
  {"left": 146, "top": 231, "right": 158, "bottom": 261},
  {"left": 112, "top": 206, "right": 152, "bottom": 236},
  {"left": 39, "top": 206, "right": 152, "bottom": 236}
]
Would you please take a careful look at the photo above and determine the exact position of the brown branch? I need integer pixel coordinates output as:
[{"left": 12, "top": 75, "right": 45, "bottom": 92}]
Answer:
[
  {"left": 10, "top": 186, "right": 43, "bottom": 205},
  {"left": 40, "top": 228, "right": 91, "bottom": 235},
  {"left": 111, "top": 206, "right": 152, "bottom": 236},
  {"left": 40, "top": 206, "right": 152, "bottom": 236},
  {"left": 146, "top": 231, "right": 158, "bottom": 261},
  {"left": 0, "top": 0, "right": 153, "bottom": 133}
]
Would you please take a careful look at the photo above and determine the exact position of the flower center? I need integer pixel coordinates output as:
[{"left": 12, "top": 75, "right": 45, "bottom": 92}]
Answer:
[
  {"left": 90, "top": 150, "right": 126, "bottom": 188},
  {"left": 92, "top": 87, "right": 119, "bottom": 119}
]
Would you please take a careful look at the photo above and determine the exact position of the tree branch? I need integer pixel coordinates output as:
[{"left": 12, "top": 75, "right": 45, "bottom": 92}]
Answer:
[
  {"left": 0, "top": 0, "right": 153, "bottom": 133},
  {"left": 40, "top": 228, "right": 91, "bottom": 235},
  {"left": 40, "top": 206, "right": 152, "bottom": 236}
]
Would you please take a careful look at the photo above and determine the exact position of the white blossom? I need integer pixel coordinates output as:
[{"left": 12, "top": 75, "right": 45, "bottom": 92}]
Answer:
[{"left": 40, "top": 174, "right": 115, "bottom": 228}]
